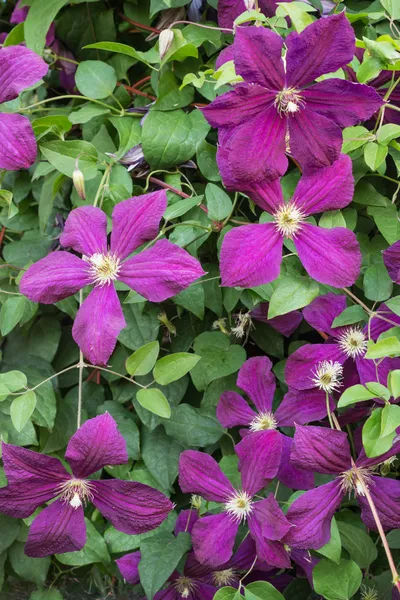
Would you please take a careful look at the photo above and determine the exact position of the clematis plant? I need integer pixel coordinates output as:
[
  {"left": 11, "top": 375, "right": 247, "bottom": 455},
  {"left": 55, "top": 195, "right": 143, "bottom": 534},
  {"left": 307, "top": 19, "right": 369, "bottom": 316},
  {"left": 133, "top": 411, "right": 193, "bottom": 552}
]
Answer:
[
  {"left": 20, "top": 191, "right": 205, "bottom": 366},
  {"left": 220, "top": 154, "right": 361, "bottom": 288},
  {"left": 283, "top": 425, "right": 400, "bottom": 549},
  {"left": 217, "top": 0, "right": 292, "bottom": 28},
  {"left": 0, "top": 413, "right": 173, "bottom": 557},
  {"left": 202, "top": 14, "right": 383, "bottom": 182},
  {"left": 0, "top": 46, "right": 48, "bottom": 170}
]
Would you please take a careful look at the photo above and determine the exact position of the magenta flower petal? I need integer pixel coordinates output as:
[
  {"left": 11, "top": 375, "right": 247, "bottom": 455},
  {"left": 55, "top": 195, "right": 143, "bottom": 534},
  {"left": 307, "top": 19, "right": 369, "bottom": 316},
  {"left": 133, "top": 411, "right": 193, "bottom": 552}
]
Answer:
[
  {"left": 0, "top": 481, "right": 63, "bottom": 519},
  {"left": 24, "top": 500, "right": 86, "bottom": 558},
  {"left": 233, "top": 27, "right": 285, "bottom": 89},
  {"left": 0, "top": 46, "right": 48, "bottom": 104},
  {"left": 20, "top": 252, "right": 90, "bottom": 304},
  {"left": 191, "top": 513, "right": 238, "bottom": 567},
  {"left": 256, "top": 494, "right": 293, "bottom": 541},
  {"left": 285, "top": 343, "right": 345, "bottom": 391},
  {"left": 358, "top": 476, "right": 400, "bottom": 531},
  {"left": 303, "top": 80, "right": 383, "bottom": 127},
  {"left": 0, "top": 113, "right": 38, "bottom": 170},
  {"left": 291, "top": 425, "right": 352, "bottom": 474},
  {"left": 235, "top": 430, "right": 282, "bottom": 496},
  {"left": 277, "top": 435, "right": 314, "bottom": 490},
  {"left": 383, "top": 241, "right": 400, "bottom": 283},
  {"left": 174, "top": 509, "right": 199, "bottom": 535},
  {"left": 288, "top": 109, "right": 343, "bottom": 172},
  {"left": 217, "top": 391, "right": 256, "bottom": 428},
  {"left": 356, "top": 355, "right": 399, "bottom": 387},
  {"left": 154, "top": 590, "right": 178, "bottom": 600},
  {"left": 215, "top": 45, "right": 234, "bottom": 69},
  {"left": 194, "top": 584, "right": 218, "bottom": 600},
  {"left": 237, "top": 357, "right": 276, "bottom": 413},
  {"left": 294, "top": 223, "right": 361, "bottom": 287},
  {"left": 368, "top": 303, "right": 400, "bottom": 340},
  {"left": 72, "top": 283, "right": 126, "bottom": 366},
  {"left": 275, "top": 388, "right": 334, "bottom": 427},
  {"left": 218, "top": 0, "right": 284, "bottom": 27},
  {"left": 251, "top": 304, "right": 303, "bottom": 337},
  {"left": 302, "top": 292, "right": 347, "bottom": 337},
  {"left": 92, "top": 479, "right": 173, "bottom": 535},
  {"left": 292, "top": 154, "right": 354, "bottom": 216},
  {"left": 60, "top": 206, "right": 107, "bottom": 256},
  {"left": 118, "top": 239, "right": 205, "bottom": 302},
  {"left": 284, "top": 480, "right": 344, "bottom": 549},
  {"left": 285, "top": 13, "right": 355, "bottom": 89},
  {"left": 179, "top": 450, "right": 234, "bottom": 502},
  {"left": 357, "top": 435, "right": 400, "bottom": 469},
  {"left": 65, "top": 413, "right": 128, "bottom": 479},
  {"left": 10, "top": 0, "right": 29, "bottom": 23},
  {"left": 220, "top": 223, "right": 283, "bottom": 287},
  {"left": 110, "top": 191, "right": 167, "bottom": 260},
  {"left": 245, "top": 179, "right": 284, "bottom": 214},
  {"left": 248, "top": 506, "right": 291, "bottom": 568},
  {"left": 201, "top": 85, "right": 275, "bottom": 129},
  {"left": 116, "top": 551, "right": 141, "bottom": 585},
  {"left": 1, "top": 442, "right": 69, "bottom": 484}
]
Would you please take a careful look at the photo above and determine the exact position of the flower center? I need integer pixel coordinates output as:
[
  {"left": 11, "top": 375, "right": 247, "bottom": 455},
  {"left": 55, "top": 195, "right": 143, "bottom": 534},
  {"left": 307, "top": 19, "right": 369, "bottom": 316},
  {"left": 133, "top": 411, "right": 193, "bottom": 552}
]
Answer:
[
  {"left": 212, "top": 568, "right": 238, "bottom": 587},
  {"left": 339, "top": 466, "right": 373, "bottom": 497},
  {"left": 85, "top": 252, "right": 121, "bottom": 286},
  {"left": 337, "top": 327, "right": 368, "bottom": 359},
  {"left": 224, "top": 490, "right": 253, "bottom": 523},
  {"left": 273, "top": 203, "right": 305, "bottom": 238},
  {"left": 249, "top": 411, "right": 277, "bottom": 432},
  {"left": 190, "top": 494, "right": 202, "bottom": 509},
  {"left": 275, "top": 88, "right": 305, "bottom": 116},
  {"left": 361, "top": 585, "right": 378, "bottom": 600},
  {"left": 173, "top": 576, "right": 197, "bottom": 598},
  {"left": 58, "top": 479, "right": 95, "bottom": 509},
  {"left": 231, "top": 311, "right": 253, "bottom": 339},
  {"left": 310, "top": 360, "right": 343, "bottom": 394}
]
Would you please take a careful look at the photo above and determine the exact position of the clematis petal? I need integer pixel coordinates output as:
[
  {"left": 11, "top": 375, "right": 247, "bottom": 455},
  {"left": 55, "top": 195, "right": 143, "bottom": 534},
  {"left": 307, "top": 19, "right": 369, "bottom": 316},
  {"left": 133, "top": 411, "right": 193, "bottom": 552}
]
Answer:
[
  {"left": 235, "top": 430, "right": 282, "bottom": 496},
  {"left": 118, "top": 239, "right": 205, "bottom": 302},
  {"left": 191, "top": 513, "right": 238, "bottom": 567},
  {"left": 368, "top": 303, "right": 400, "bottom": 340},
  {"left": 302, "top": 80, "right": 383, "bottom": 128},
  {"left": 233, "top": 26, "right": 285, "bottom": 89},
  {"left": 179, "top": 450, "right": 234, "bottom": 502},
  {"left": 25, "top": 500, "right": 86, "bottom": 557},
  {"left": 110, "top": 191, "right": 167, "bottom": 260},
  {"left": 285, "top": 343, "right": 345, "bottom": 391},
  {"left": 10, "top": 0, "right": 29, "bottom": 24},
  {"left": 72, "top": 283, "right": 126, "bottom": 366},
  {"left": 285, "top": 13, "right": 355, "bottom": 89},
  {"left": 174, "top": 509, "right": 199, "bottom": 535},
  {"left": 288, "top": 109, "right": 343, "bottom": 173},
  {"left": 275, "top": 388, "right": 334, "bottom": 427},
  {"left": 358, "top": 476, "right": 400, "bottom": 531},
  {"left": 237, "top": 357, "right": 276, "bottom": 413},
  {"left": 291, "top": 424, "right": 352, "bottom": 474},
  {"left": 65, "top": 413, "right": 128, "bottom": 479},
  {"left": 229, "top": 536, "right": 259, "bottom": 571},
  {"left": 383, "top": 241, "right": 400, "bottom": 283},
  {"left": 60, "top": 206, "right": 107, "bottom": 256},
  {"left": 357, "top": 434, "right": 400, "bottom": 469},
  {"left": 291, "top": 154, "right": 354, "bottom": 217},
  {"left": 302, "top": 292, "right": 347, "bottom": 337},
  {"left": 0, "top": 45, "right": 48, "bottom": 104},
  {"left": 356, "top": 355, "right": 400, "bottom": 387},
  {"left": 220, "top": 223, "right": 283, "bottom": 288},
  {"left": 20, "top": 252, "right": 90, "bottom": 304},
  {"left": 294, "top": 223, "right": 361, "bottom": 287},
  {"left": 217, "top": 391, "right": 256, "bottom": 428},
  {"left": 283, "top": 480, "right": 344, "bottom": 549},
  {"left": 251, "top": 303, "right": 303, "bottom": 337},
  {"left": 255, "top": 494, "right": 293, "bottom": 540},
  {"left": 215, "top": 45, "right": 234, "bottom": 69},
  {"left": 194, "top": 584, "right": 219, "bottom": 600},
  {"left": 92, "top": 480, "right": 173, "bottom": 535},
  {"left": 116, "top": 551, "right": 141, "bottom": 585},
  {"left": 1, "top": 442, "right": 69, "bottom": 485},
  {"left": 0, "top": 481, "right": 63, "bottom": 519},
  {"left": 154, "top": 590, "right": 178, "bottom": 600},
  {"left": 0, "top": 113, "right": 39, "bottom": 170},
  {"left": 277, "top": 435, "right": 314, "bottom": 490},
  {"left": 248, "top": 504, "right": 291, "bottom": 568}
]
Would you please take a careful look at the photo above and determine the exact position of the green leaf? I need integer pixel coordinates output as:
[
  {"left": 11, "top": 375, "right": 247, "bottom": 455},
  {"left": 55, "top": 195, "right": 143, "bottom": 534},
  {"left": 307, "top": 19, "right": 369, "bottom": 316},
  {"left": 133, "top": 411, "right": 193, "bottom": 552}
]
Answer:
[
  {"left": 319, "top": 209, "right": 346, "bottom": 229},
  {"left": 337, "top": 522, "right": 378, "bottom": 568},
  {"left": 163, "top": 404, "right": 223, "bottom": 446},
  {"left": 136, "top": 388, "right": 171, "bottom": 418},
  {"left": 0, "top": 371, "right": 27, "bottom": 392},
  {"left": 164, "top": 195, "right": 204, "bottom": 220},
  {"left": 388, "top": 369, "right": 400, "bottom": 398},
  {"left": 10, "top": 391, "right": 36, "bottom": 433},
  {"left": 357, "top": 55, "right": 385, "bottom": 84},
  {"left": 173, "top": 285, "right": 205, "bottom": 320},
  {"left": 75, "top": 60, "right": 117, "bottom": 99},
  {"left": 25, "top": 0, "right": 70, "bottom": 55},
  {"left": 380, "top": 403, "right": 400, "bottom": 437},
  {"left": 0, "top": 514, "right": 20, "bottom": 554},
  {"left": 119, "top": 303, "right": 160, "bottom": 351},
  {"left": 154, "top": 71, "right": 194, "bottom": 110},
  {"left": 30, "top": 591, "right": 64, "bottom": 600},
  {"left": 142, "top": 426, "right": 184, "bottom": 492},
  {"left": 380, "top": 0, "right": 400, "bottom": 19},
  {"left": 213, "top": 588, "right": 241, "bottom": 600},
  {"left": 84, "top": 41, "right": 158, "bottom": 69},
  {"left": 139, "top": 532, "right": 192, "bottom": 599},
  {"left": 9, "top": 542, "right": 51, "bottom": 586},
  {"left": 276, "top": 1, "right": 315, "bottom": 31},
  {"left": 190, "top": 332, "right": 246, "bottom": 391},
  {"left": 268, "top": 274, "right": 320, "bottom": 318},
  {"left": 364, "top": 142, "right": 388, "bottom": 171},
  {"left": 368, "top": 204, "right": 400, "bottom": 245},
  {"left": 365, "top": 381, "right": 391, "bottom": 401},
  {"left": 245, "top": 581, "right": 285, "bottom": 599},
  {"left": 40, "top": 140, "right": 98, "bottom": 180},
  {"left": 342, "top": 126, "right": 372, "bottom": 153},
  {"left": 313, "top": 558, "right": 362, "bottom": 600},
  {"left": 126, "top": 341, "right": 160, "bottom": 377},
  {"left": 56, "top": 519, "right": 110, "bottom": 566},
  {"left": 377, "top": 123, "right": 400, "bottom": 144},
  {"left": 69, "top": 104, "right": 111, "bottom": 124},
  {"left": 205, "top": 183, "right": 233, "bottom": 221},
  {"left": 387, "top": 529, "right": 400, "bottom": 549},
  {"left": 363, "top": 263, "right": 393, "bottom": 302},
  {"left": 362, "top": 408, "right": 396, "bottom": 457},
  {"left": 366, "top": 336, "right": 400, "bottom": 358},
  {"left": 315, "top": 518, "right": 341, "bottom": 564},
  {"left": 0, "top": 190, "right": 18, "bottom": 219},
  {"left": 4, "top": 22, "right": 25, "bottom": 47},
  {"left": 196, "top": 139, "right": 221, "bottom": 182},
  {"left": 0, "top": 295, "right": 26, "bottom": 336},
  {"left": 386, "top": 296, "right": 400, "bottom": 316},
  {"left": 332, "top": 306, "right": 368, "bottom": 328},
  {"left": 153, "top": 353, "right": 201, "bottom": 385},
  {"left": 363, "top": 37, "right": 400, "bottom": 65}
]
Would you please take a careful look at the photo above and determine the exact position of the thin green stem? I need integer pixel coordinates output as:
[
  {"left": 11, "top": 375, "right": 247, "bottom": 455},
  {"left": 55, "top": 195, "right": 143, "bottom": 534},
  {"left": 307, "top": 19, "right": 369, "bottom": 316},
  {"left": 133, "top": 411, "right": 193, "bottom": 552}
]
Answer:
[
  {"left": 18, "top": 95, "right": 122, "bottom": 115},
  {"left": 367, "top": 173, "right": 400, "bottom": 186},
  {"left": 8, "top": 364, "right": 79, "bottom": 396},
  {"left": 326, "top": 392, "right": 334, "bottom": 429},
  {"left": 0, "top": 289, "right": 22, "bottom": 295},
  {"left": 92, "top": 366, "right": 147, "bottom": 388},
  {"left": 93, "top": 164, "right": 112, "bottom": 208},
  {"left": 222, "top": 193, "right": 239, "bottom": 226},
  {"left": 77, "top": 290, "right": 84, "bottom": 430}
]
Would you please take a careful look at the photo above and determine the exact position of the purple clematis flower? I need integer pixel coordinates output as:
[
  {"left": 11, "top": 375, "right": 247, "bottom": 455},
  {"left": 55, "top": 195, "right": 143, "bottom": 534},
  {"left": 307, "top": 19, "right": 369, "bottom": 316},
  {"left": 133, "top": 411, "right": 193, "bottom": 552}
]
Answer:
[
  {"left": 250, "top": 303, "right": 302, "bottom": 337},
  {"left": 217, "top": 357, "right": 315, "bottom": 490},
  {"left": 0, "top": 46, "right": 48, "bottom": 170},
  {"left": 283, "top": 424, "right": 400, "bottom": 549},
  {"left": 179, "top": 448, "right": 292, "bottom": 568},
  {"left": 202, "top": 15, "right": 383, "bottom": 182},
  {"left": 285, "top": 293, "right": 400, "bottom": 391},
  {"left": 20, "top": 192, "right": 205, "bottom": 366},
  {"left": 218, "top": 0, "right": 293, "bottom": 28},
  {"left": 220, "top": 154, "right": 361, "bottom": 288},
  {"left": 0, "top": 413, "right": 173, "bottom": 558},
  {"left": 384, "top": 241, "right": 400, "bottom": 284}
]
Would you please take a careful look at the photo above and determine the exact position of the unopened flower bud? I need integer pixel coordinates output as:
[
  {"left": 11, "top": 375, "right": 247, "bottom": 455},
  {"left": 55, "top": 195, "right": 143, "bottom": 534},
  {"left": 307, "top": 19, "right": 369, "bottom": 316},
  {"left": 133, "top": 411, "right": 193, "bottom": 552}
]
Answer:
[
  {"left": 159, "top": 29, "right": 174, "bottom": 60},
  {"left": 244, "top": 0, "right": 255, "bottom": 9},
  {"left": 72, "top": 166, "right": 85, "bottom": 200}
]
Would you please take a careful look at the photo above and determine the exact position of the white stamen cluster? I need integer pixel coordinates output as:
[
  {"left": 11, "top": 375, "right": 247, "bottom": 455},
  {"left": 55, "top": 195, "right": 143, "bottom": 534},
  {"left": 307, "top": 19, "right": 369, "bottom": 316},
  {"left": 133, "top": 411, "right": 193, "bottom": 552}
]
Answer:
[
  {"left": 274, "top": 88, "right": 305, "bottom": 116},
  {"left": 212, "top": 568, "right": 238, "bottom": 587},
  {"left": 337, "top": 327, "right": 368, "bottom": 359},
  {"left": 173, "top": 576, "right": 197, "bottom": 598},
  {"left": 360, "top": 584, "right": 378, "bottom": 600},
  {"left": 85, "top": 252, "right": 121, "bottom": 286},
  {"left": 231, "top": 312, "right": 253, "bottom": 339},
  {"left": 59, "top": 479, "right": 94, "bottom": 509},
  {"left": 190, "top": 494, "right": 203, "bottom": 510},
  {"left": 339, "top": 466, "right": 373, "bottom": 497},
  {"left": 249, "top": 411, "right": 278, "bottom": 432},
  {"left": 224, "top": 490, "right": 253, "bottom": 523},
  {"left": 310, "top": 360, "right": 343, "bottom": 394},
  {"left": 273, "top": 203, "right": 305, "bottom": 238}
]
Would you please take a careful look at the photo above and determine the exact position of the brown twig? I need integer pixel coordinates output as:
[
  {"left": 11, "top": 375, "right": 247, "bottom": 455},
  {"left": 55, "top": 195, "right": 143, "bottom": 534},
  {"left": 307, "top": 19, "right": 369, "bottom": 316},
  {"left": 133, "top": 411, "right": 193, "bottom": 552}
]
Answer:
[
  {"left": 119, "top": 13, "right": 161, "bottom": 34},
  {"left": 118, "top": 82, "right": 156, "bottom": 100}
]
